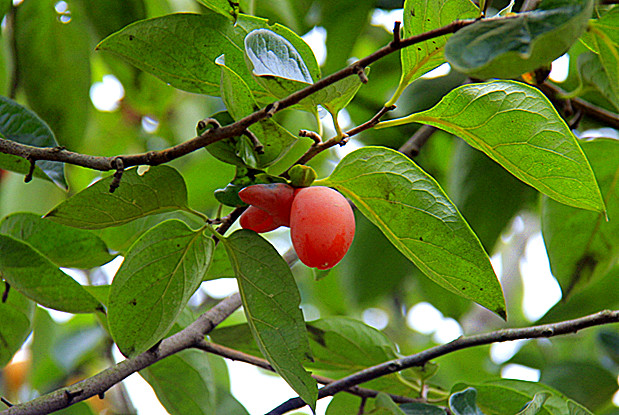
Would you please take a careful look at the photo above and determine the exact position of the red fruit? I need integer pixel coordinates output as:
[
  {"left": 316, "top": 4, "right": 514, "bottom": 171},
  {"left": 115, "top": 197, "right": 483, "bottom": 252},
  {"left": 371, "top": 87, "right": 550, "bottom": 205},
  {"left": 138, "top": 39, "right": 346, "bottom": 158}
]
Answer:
[
  {"left": 290, "top": 186, "right": 355, "bottom": 270},
  {"left": 238, "top": 183, "right": 295, "bottom": 227},
  {"left": 239, "top": 206, "right": 279, "bottom": 233}
]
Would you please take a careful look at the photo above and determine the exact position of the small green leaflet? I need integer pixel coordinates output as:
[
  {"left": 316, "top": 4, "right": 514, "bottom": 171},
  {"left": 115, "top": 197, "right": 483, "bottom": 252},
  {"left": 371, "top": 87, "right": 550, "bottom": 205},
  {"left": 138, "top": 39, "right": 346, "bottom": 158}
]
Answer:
[
  {"left": 375, "top": 392, "right": 409, "bottom": 415},
  {"left": 1, "top": 212, "right": 114, "bottom": 269},
  {"left": 445, "top": 0, "right": 593, "bottom": 79},
  {"left": 319, "top": 146, "right": 506, "bottom": 318},
  {"left": 388, "top": 0, "right": 478, "bottom": 105},
  {"left": 542, "top": 138, "right": 618, "bottom": 297},
  {"left": 221, "top": 229, "right": 317, "bottom": 410},
  {"left": 578, "top": 51, "right": 619, "bottom": 111},
  {"left": 377, "top": 81, "right": 605, "bottom": 213},
  {"left": 0, "top": 289, "right": 34, "bottom": 367},
  {"left": 449, "top": 388, "right": 484, "bottom": 415},
  {"left": 108, "top": 220, "right": 214, "bottom": 357},
  {"left": 140, "top": 350, "right": 217, "bottom": 415},
  {"left": 0, "top": 96, "right": 67, "bottom": 188},
  {"left": 0, "top": 234, "right": 103, "bottom": 313},
  {"left": 45, "top": 166, "right": 189, "bottom": 229}
]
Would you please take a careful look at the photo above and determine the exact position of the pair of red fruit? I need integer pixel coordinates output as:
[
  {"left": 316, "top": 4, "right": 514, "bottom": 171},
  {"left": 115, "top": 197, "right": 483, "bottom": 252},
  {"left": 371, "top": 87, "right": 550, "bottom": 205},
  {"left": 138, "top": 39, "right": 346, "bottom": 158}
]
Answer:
[{"left": 238, "top": 184, "right": 355, "bottom": 270}]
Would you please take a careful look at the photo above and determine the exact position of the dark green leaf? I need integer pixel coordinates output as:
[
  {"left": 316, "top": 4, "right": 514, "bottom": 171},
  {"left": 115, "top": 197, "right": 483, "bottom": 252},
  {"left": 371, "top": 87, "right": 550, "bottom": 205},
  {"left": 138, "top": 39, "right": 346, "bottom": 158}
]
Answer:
[
  {"left": 195, "top": 0, "right": 238, "bottom": 20},
  {"left": 598, "top": 330, "right": 619, "bottom": 365},
  {"left": 542, "top": 138, "right": 618, "bottom": 297},
  {"left": 218, "top": 62, "right": 298, "bottom": 168},
  {"left": 320, "top": 146, "right": 506, "bottom": 318},
  {"left": 0, "top": 212, "right": 114, "bottom": 269},
  {"left": 400, "top": 402, "right": 448, "bottom": 415},
  {"left": 578, "top": 51, "right": 619, "bottom": 111},
  {"left": 0, "top": 96, "right": 66, "bottom": 188},
  {"left": 454, "top": 379, "right": 594, "bottom": 415},
  {"left": 0, "top": 289, "right": 34, "bottom": 367},
  {"left": 45, "top": 166, "right": 189, "bottom": 229},
  {"left": 390, "top": 0, "right": 478, "bottom": 103},
  {"left": 0, "top": 234, "right": 102, "bottom": 313},
  {"left": 517, "top": 393, "right": 551, "bottom": 415},
  {"left": 378, "top": 81, "right": 605, "bottom": 213},
  {"left": 445, "top": 0, "right": 593, "bottom": 79},
  {"left": 449, "top": 388, "right": 484, "bottom": 415},
  {"left": 77, "top": 0, "right": 146, "bottom": 39},
  {"left": 108, "top": 219, "right": 214, "bottom": 357},
  {"left": 376, "top": 392, "right": 408, "bottom": 414},
  {"left": 222, "top": 229, "right": 317, "bottom": 410},
  {"left": 203, "top": 242, "right": 234, "bottom": 281},
  {"left": 15, "top": 0, "right": 91, "bottom": 148},
  {"left": 140, "top": 349, "right": 216, "bottom": 415},
  {"left": 96, "top": 12, "right": 266, "bottom": 97}
]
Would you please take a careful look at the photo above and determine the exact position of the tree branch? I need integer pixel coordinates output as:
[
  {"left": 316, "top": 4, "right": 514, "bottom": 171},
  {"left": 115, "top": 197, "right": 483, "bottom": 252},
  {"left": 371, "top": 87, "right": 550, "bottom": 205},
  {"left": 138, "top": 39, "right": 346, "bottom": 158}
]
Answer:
[
  {"left": 194, "top": 340, "right": 420, "bottom": 405},
  {"left": 266, "top": 309, "right": 619, "bottom": 415},
  {"left": 1, "top": 293, "right": 242, "bottom": 415}
]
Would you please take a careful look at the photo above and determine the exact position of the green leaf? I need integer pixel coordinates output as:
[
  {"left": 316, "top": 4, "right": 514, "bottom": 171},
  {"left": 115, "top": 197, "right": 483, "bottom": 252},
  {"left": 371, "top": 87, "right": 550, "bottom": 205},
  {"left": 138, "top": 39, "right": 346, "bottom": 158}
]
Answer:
[
  {"left": 311, "top": 68, "right": 370, "bottom": 116},
  {"left": 598, "top": 330, "right": 619, "bottom": 366},
  {"left": 108, "top": 219, "right": 214, "bottom": 357},
  {"left": 449, "top": 388, "right": 484, "bottom": 415},
  {"left": 517, "top": 393, "right": 551, "bottom": 415},
  {"left": 15, "top": 0, "right": 91, "bottom": 148},
  {"left": 218, "top": 61, "right": 298, "bottom": 168},
  {"left": 96, "top": 12, "right": 266, "bottom": 97},
  {"left": 320, "top": 146, "right": 505, "bottom": 318},
  {"left": 0, "top": 289, "right": 34, "bottom": 367},
  {"left": 306, "top": 317, "right": 398, "bottom": 372},
  {"left": 0, "top": 212, "right": 114, "bottom": 269},
  {"left": 378, "top": 81, "right": 605, "bottom": 213},
  {"left": 203, "top": 242, "right": 234, "bottom": 281},
  {"left": 399, "top": 402, "right": 448, "bottom": 415},
  {"left": 445, "top": 0, "right": 593, "bottom": 79},
  {"left": 376, "top": 392, "right": 408, "bottom": 415},
  {"left": 45, "top": 166, "right": 189, "bottom": 229},
  {"left": 585, "top": 10, "right": 619, "bottom": 111},
  {"left": 51, "top": 402, "right": 96, "bottom": 415},
  {"left": 0, "top": 234, "right": 103, "bottom": 313},
  {"left": 326, "top": 393, "right": 363, "bottom": 415},
  {"left": 454, "top": 379, "right": 594, "bottom": 415},
  {"left": 195, "top": 0, "right": 238, "bottom": 20},
  {"left": 76, "top": 0, "right": 146, "bottom": 40},
  {"left": 221, "top": 229, "right": 317, "bottom": 410},
  {"left": 578, "top": 51, "right": 619, "bottom": 111},
  {"left": 140, "top": 349, "right": 216, "bottom": 415},
  {"left": 542, "top": 138, "right": 618, "bottom": 297},
  {"left": 389, "top": 0, "right": 478, "bottom": 104},
  {"left": 0, "top": 96, "right": 67, "bottom": 188}
]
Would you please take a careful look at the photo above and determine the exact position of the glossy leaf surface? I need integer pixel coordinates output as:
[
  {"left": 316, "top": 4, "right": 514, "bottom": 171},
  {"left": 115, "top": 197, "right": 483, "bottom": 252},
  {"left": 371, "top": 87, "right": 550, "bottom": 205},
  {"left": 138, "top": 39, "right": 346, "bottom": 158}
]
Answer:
[
  {"left": 378, "top": 81, "right": 605, "bottom": 212},
  {"left": 445, "top": 0, "right": 593, "bottom": 78},
  {"left": 0, "top": 96, "right": 66, "bottom": 188},
  {"left": 0, "top": 235, "right": 102, "bottom": 313},
  {"left": 109, "top": 220, "right": 213, "bottom": 357},
  {"left": 222, "top": 229, "right": 317, "bottom": 410},
  {"left": 45, "top": 166, "right": 188, "bottom": 229},
  {"left": 320, "top": 146, "right": 505, "bottom": 318},
  {"left": 1, "top": 212, "right": 114, "bottom": 269}
]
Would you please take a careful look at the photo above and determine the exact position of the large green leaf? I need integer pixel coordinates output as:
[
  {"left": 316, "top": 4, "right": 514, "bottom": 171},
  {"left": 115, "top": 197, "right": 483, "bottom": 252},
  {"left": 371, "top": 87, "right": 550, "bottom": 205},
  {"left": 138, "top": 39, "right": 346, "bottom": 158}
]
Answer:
[
  {"left": 319, "top": 146, "right": 505, "bottom": 318},
  {"left": 453, "top": 380, "right": 594, "bottom": 415},
  {"left": 585, "top": 8, "right": 619, "bottom": 111},
  {"left": 0, "top": 289, "right": 34, "bottom": 367},
  {"left": 542, "top": 138, "right": 618, "bottom": 297},
  {"left": 0, "top": 234, "right": 103, "bottom": 313},
  {"left": 218, "top": 62, "right": 298, "bottom": 168},
  {"left": 0, "top": 96, "right": 67, "bottom": 188},
  {"left": 221, "top": 229, "right": 317, "bottom": 410},
  {"left": 108, "top": 219, "right": 213, "bottom": 357},
  {"left": 378, "top": 81, "right": 605, "bottom": 213},
  {"left": 14, "top": 0, "right": 91, "bottom": 148},
  {"left": 140, "top": 349, "right": 216, "bottom": 415},
  {"left": 0, "top": 212, "right": 114, "bottom": 269},
  {"left": 96, "top": 12, "right": 266, "bottom": 97},
  {"left": 388, "top": 0, "right": 478, "bottom": 105},
  {"left": 45, "top": 166, "right": 189, "bottom": 229},
  {"left": 445, "top": 0, "right": 593, "bottom": 79}
]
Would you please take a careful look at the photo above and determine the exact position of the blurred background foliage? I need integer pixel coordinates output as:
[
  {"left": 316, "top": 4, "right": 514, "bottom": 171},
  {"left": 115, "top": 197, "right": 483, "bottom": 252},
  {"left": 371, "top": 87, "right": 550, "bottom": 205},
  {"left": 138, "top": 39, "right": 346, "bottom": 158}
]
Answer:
[{"left": 0, "top": 0, "right": 617, "bottom": 414}]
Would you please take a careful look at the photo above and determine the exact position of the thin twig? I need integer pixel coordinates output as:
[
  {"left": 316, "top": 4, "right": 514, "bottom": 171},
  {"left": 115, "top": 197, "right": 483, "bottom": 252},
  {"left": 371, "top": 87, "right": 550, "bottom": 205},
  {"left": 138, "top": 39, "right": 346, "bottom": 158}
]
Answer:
[
  {"left": 399, "top": 125, "right": 438, "bottom": 157},
  {"left": 266, "top": 310, "right": 619, "bottom": 415}
]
